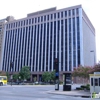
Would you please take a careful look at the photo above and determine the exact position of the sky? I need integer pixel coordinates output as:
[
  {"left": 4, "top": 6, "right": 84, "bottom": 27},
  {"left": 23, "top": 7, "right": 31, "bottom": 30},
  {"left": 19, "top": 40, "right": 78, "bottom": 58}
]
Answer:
[{"left": 0, "top": 0, "right": 100, "bottom": 62}]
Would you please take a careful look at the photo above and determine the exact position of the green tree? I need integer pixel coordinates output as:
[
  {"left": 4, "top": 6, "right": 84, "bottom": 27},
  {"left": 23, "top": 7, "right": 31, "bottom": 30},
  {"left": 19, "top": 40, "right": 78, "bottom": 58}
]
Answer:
[
  {"left": 42, "top": 71, "right": 56, "bottom": 83},
  {"left": 13, "top": 74, "right": 19, "bottom": 81},
  {"left": 50, "top": 70, "right": 55, "bottom": 81},
  {"left": 42, "top": 72, "right": 51, "bottom": 82},
  {"left": 6, "top": 72, "right": 10, "bottom": 81},
  {"left": 19, "top": 66, "right": 31, "bottom": 81}
]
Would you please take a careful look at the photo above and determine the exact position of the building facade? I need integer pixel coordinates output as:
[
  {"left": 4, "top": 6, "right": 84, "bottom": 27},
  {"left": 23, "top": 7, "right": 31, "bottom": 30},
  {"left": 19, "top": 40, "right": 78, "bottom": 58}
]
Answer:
[
  {"left": 0, "top": 19, "right": 6, "bottom": 70},
  {"left": 1, "top": 5, "right": 96, "bottom": 81}
]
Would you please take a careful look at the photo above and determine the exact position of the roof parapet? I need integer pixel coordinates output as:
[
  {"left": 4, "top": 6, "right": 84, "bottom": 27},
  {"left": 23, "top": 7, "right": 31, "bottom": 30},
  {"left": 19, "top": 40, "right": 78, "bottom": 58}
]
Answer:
[{"left": 27, "top": 7, "right": 56, "bottom": 17}]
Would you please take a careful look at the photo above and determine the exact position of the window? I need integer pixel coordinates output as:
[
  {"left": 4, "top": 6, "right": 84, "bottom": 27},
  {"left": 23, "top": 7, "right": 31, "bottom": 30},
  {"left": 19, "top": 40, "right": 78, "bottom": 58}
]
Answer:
[
  {"left": 24, "top": 20, "right": 25, "bottom": 25},
  {"left": 35, "top": 18, "right": 37, "bottom": 23},
  {"left": 61, "top": 12, "right": 63, "bottom": 18},
  {"left": 51, "top": 14, "right": 53, "bottom": 19},
  {"left": 54, "top": 13, "right": 56, "bottom": 19},
  {"left": 69, "top": 10, "right": 71, "bottom": 16},
  {"left": 32, "top": 18, "right": 34, "bottom": 24},
  {"left": 41, "top": 16, "right": 43, "bottom": 22},
  {"left": 9, "top": 24, "right": 10, "bottom": 28},
  {"left": 18, "top": 22, "right": 20, "bottom": 26},
  {"left": 10, "top": 23, "right": 12, "bottom": 28},
  {"left": 58, "top": 13, "right": 60, "bottom": 18},
  {"left": 76, "top": 8, "right": 79, "bottom": 15},
  {"left": 26, "top": 20, "right": 28, "bottom": 25},
  {"left": 44, "top": 15, "right": 46, "bottom": 21},
  {"left": 95, "top": 78, "right": 98, "bottom": 86},
  {"left": 99, "top": 78, "right": 100, "bottom": 86},
  {"left": 6, "top": 24, "right": 8, "bottom": 29},
  {"left": 16, "top": 22, "right": 17, "bottom": 27},
  {"left": 21, "top": 21, "right": 23, "bottom": 26},
  {"left": 38, "top": 17, "right": 40, "bottom": 22},
  {"left": 29, "top": 19, "right": 31, "bottom": 24},
  {"left": 72, "top": 9, "right": 75, "bottom": 15},
  {"left": 47, "top": 15, "right": 49, "bottom": 20},
  {"left": 65, "top": 11, "right": 67, "bottom": 17}
]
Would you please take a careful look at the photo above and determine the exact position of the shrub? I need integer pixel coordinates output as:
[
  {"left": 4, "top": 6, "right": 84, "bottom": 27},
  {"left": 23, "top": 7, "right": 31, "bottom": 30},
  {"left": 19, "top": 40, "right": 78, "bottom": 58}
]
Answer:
[
  {"left": 81, "top": 85, "right": 86, "bottom": 89},
  {"left": 76, "top": 87, "right": 83, "bottom": 90},
  {"left": 86, "top": 84, "right": 90, "bottom": 87}
]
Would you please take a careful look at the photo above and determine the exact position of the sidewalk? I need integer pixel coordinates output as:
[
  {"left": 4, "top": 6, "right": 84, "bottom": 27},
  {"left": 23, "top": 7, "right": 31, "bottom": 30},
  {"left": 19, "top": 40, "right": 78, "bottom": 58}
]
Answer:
[{"left": 47, "top": 90, "right": 91, "bottom": 98}]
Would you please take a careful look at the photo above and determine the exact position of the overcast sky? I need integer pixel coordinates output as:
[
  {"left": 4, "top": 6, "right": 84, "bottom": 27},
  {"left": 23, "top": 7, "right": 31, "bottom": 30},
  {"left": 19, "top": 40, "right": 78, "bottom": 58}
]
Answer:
[{"left": 0, "top": 0, "right": 100, "bottom": 62}]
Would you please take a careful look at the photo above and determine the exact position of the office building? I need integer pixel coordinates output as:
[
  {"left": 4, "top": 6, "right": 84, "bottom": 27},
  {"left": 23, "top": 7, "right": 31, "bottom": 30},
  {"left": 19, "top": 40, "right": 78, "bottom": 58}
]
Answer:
[{"left": 1, "top": 5, "right": 96, "bottom": 81}]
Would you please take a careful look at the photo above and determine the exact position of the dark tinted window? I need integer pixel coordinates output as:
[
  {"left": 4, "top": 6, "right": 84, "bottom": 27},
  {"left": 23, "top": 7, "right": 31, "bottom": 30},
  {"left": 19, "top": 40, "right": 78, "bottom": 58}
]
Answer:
[
  {"left": 29, "top": 19, "right": 31, "bottom": 24},
  {"left": 95, "top": 78, "right": 98, "bottom": 86},
  {"left": 35, "top": 18, "right": 37, "bottom": 23},
  {"left": 32, "top": 18, "right": 34, "bottom": 24},
  {"left": 72, "top": 9, "right": 75, "bottom": 15},
  {"left": 99, "top": 78, "right": 100, "bottom": 86},
  {"left": 47, "top": 15, "right": 49, "bottom": 20},
  {"left": 51, "top": 14, "right": 53, "bottom": 19},
  {"left": 58, "top": 13, "right": 60, "bottom": 18},
  {"left": 26, "top": 20, "right": 28, "bottom": 25},
  {"left": 38, "top": 17, "right": 40, "bottom": 22},
  {"left": 65, "top": 11, "right": 67, "bottom": 17},
  {"left": 54, "top": 13, "right": 56, "bottom": 19},
  {"left": 69, "top": 10, "right": 71, "bottom": 16},
  {"left": 91, "top": 78, "right": 93, "bottom": 86},
  {"left": 41, "top": 16, "right": 43, "bottom": 22},
  {"left": 76, "top": 8, "right": 79, "bottom": 14},
  {"left": 44, "top": 16, "right": 46, "bottom": 21},
  {"left": 61, "top": 12, "right": 63, "bottom": 18}
]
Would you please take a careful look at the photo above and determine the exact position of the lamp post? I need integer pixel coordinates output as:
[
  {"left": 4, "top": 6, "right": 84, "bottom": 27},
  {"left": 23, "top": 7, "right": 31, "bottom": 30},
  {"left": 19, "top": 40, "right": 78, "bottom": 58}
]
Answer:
[
  {"left": 90, "top": 50, "right": 95, "bottom": 66},
  {"left": 90, "top": 50, "right": 95, "bottom": 93},
  {"left": 10, "top": 62, "right": 13, "bottom": 86}
]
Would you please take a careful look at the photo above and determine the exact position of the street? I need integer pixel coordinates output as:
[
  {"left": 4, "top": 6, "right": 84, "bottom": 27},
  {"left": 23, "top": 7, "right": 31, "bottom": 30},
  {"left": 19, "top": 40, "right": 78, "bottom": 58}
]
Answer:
[{"left": 0, "top": 85, "right": 90, "bottom": 100}]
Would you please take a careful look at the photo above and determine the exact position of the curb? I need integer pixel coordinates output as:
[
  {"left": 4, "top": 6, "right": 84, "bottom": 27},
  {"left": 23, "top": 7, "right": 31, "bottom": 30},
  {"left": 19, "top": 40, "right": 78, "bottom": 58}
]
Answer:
[{"left": 47, "top": 91, "right": 91, "bottom": 98}]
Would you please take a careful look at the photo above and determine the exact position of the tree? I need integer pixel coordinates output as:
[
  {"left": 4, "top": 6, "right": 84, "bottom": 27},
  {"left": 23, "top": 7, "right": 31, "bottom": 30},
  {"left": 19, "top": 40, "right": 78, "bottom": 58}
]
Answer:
[
  {"left": 6, "top": 72, "right": 10, "bottom": 81},
  {"left": 72, "top": 66, "right": 92, "bottom": 84},
  {"left": 42, "top": 72, "right": 51, "bottom": 82},
  {"left": 72, "top": 66, "right": 92, "bottom": 79},
  {"left": 50, "top": 70, "right": 55, "bottom": 81},
  {"left": 13, "top": 74, "right": 19, "bottom": 81},
  {"left": 42, "top": 71, "right": 56, "bottom": 83},
  {"left": 88, "top": 64, "right": 100, "bottom": 74},
  {"left": 19, "top": 66, "right": 31, "bottom": 81}
]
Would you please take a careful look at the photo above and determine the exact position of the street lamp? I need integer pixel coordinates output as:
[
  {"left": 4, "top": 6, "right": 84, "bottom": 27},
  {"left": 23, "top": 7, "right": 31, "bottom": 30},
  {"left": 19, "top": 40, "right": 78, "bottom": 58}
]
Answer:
[
  {"left": 10, "top": 62, "right": 14, "bottom": 86},
  {"left": 90, "top": 50, "right": 95, "bottom": 93},
  {"left": 90, "top": 50, "right": 95, "bottom": 66}
]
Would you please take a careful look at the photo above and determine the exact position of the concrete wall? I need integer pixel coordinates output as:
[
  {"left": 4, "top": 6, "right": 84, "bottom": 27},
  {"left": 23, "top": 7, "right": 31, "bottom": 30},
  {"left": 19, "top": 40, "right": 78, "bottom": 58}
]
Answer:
[{"left": 82, "top": 18, "right": 96, "bottom": 66}]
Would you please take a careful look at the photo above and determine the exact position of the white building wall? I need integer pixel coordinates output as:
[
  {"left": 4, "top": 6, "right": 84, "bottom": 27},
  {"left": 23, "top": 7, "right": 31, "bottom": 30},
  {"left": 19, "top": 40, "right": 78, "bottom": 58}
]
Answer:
[{"left": 82, "top": 18, "right": 96, "bottom": 66}]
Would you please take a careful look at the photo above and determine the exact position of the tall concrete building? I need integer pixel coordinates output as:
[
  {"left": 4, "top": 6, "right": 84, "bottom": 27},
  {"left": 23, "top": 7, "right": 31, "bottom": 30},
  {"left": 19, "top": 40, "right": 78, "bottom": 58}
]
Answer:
[
  {"left": 1, "top": 5, "right": 96, "bottom": 81},
  {"left": 0, "top": 16, "right": 15, "bottom": 71},
  {"left": 0, "top": 19, "right": 6, "bottom": 71}
]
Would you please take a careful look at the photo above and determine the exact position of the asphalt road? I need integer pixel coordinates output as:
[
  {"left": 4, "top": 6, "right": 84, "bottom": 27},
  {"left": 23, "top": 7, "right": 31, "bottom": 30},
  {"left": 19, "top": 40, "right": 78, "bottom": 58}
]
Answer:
[{"left": 0, "top": 85, "right": 90, "bottom": 100}]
